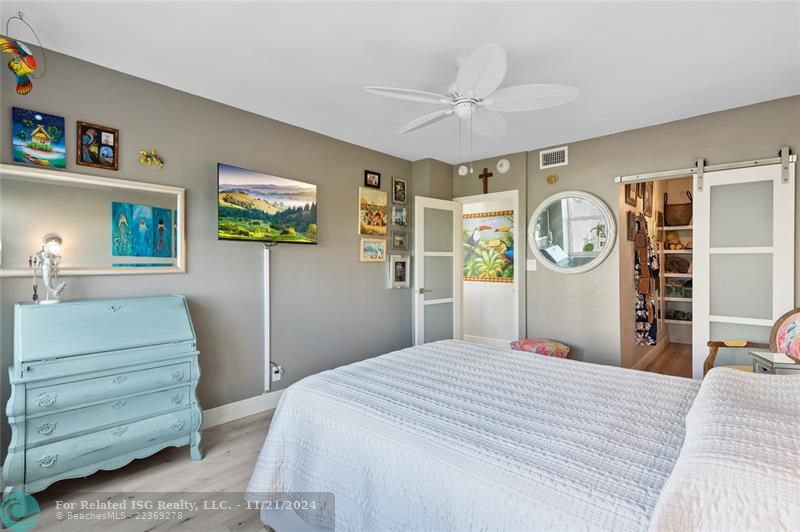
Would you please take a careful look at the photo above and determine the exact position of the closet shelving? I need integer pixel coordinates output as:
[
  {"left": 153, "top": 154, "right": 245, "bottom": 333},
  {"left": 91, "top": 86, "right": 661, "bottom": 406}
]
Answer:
[{"left": 657, "top": 225, "right": 693, "bottom": 326}]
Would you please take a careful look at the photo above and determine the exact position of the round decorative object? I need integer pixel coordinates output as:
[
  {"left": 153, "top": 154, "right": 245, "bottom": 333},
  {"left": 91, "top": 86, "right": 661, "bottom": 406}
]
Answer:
[
  {"left": 528, "top": 190, "right": 616, "bottom": 274},
  {"left": 546, "top": 175, "right": 559, "bottom": 185},
  {"left": 496, "top": 158, "right": 510, "bottom": 174},
  {"left": 458, "top": 165, "right": 469, "bottom": 176}
]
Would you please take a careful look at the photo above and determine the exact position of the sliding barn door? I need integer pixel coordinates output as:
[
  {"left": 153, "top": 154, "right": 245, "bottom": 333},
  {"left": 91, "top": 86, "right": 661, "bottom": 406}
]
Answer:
[
  {"left": 693, "top": 160, "right": 795, "bottom": 378},
  {"left": 414, "top": 196, "right": 463, "bottom": 345}
]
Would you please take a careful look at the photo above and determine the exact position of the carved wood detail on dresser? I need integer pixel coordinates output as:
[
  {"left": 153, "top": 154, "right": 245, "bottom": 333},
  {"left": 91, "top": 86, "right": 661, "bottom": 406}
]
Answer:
[{"left": 3, "top": 295, "right": 203, "bottom": 496}]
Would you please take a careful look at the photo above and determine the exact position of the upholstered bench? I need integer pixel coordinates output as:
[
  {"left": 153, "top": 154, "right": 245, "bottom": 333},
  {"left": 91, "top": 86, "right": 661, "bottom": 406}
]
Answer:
[{"left": 511, "top": 339, "right": 571, "bottom": 358}]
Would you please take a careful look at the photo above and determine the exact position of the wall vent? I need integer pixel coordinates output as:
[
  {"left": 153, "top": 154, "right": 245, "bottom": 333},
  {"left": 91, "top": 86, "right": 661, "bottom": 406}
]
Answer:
[{"left": 539, "top": 146, "right": 568, "bottom": 169}]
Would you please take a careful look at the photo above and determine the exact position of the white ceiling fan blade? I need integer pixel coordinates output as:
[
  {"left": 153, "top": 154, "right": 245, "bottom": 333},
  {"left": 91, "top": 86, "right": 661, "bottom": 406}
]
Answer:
[
  {"left": 365, "top": 86, "right": 450, "bottom": 105},
  {"left": 400, "top": 108, "right": 455, "bottom": 134},
  {"left": 455, "top": 44, "right": 507, "bottom": 99},
  {"left": 484, "top": 84, "right": 579, "bottom": 112},
  {"left": 470, "top": 108, "right": 506, "bottom": 138}
]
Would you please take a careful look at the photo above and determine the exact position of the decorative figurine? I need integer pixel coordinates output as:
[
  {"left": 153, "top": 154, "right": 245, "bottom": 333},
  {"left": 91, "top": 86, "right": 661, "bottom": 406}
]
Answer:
[
  {"left": 0, "top": 37, "right": 37, "bottom": 94},
  {"left": 138, "top": 149, "right": 165, "bottom": 170},
  {"left": 30, "top": 234, "right": 66, "bottom": 304}
]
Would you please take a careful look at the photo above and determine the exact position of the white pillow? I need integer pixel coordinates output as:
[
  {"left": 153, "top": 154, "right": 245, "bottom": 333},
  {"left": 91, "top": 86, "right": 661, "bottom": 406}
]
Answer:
[{"left": 649, "top": 368, "right": 800, "bottom": 531}]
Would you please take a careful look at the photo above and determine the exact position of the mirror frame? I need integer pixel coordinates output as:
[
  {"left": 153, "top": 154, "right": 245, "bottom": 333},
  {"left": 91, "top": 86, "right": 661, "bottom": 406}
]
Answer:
[
  {"left": 0, "top": 164, "right": 186, "bottom": 277},
  {"left": 528, "top": 190, "right": 616, "bottom": 274}
]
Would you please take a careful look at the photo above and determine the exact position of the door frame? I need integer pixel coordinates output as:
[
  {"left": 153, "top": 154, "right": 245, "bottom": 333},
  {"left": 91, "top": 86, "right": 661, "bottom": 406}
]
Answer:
[
  {"left": 692, "top": 161, "right": 796, "bottom": 378},
  {"left": 413, "top": 196, "right": 463, "bottom": 345},
  {"left": 454, "top": 189, "right": 523, "bottom": 345}
]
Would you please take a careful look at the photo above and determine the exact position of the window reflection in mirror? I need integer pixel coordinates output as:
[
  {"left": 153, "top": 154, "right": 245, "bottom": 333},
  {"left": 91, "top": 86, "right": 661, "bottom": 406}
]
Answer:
[{"left": 530, "top": 191, "right": 615, "bottom": 273}]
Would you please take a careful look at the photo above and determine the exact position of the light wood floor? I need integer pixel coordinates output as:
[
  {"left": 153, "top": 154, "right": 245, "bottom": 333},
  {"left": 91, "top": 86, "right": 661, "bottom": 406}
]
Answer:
[
  {"left": 644, "top": 343, "right": 693, "bottom": 378},
  {"left": 30, "top": 411, "right": 274, "bottom": 531}
]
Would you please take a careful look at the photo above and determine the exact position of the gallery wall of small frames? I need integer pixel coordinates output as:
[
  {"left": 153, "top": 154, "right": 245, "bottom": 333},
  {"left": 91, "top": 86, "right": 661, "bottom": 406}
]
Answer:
[{"left": 357, "top": 169, "right": 411, "bottom": 289}]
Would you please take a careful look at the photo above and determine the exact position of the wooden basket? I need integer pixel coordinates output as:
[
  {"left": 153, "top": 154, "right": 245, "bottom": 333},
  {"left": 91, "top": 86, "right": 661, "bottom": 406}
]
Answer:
[{"left": 664, "top": 192, "right": 693, "bottom": 226}]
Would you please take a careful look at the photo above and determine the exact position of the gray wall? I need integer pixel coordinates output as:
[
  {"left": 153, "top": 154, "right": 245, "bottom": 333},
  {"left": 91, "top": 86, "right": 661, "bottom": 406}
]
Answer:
[
  {"left": 454, "top": 96, "right": 800, "bottom": 366},
  {"left": 0, "top": 50, "right": 414, "bottom": 453}
]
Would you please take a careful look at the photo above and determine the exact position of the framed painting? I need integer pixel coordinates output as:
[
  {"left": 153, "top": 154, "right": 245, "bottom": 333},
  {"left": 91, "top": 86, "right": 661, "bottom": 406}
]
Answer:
[
  {"left": 112, "top": 201, "right": 174, "bottom": 258},
  {"left": 391, "top": 206, "right": 408, "bottom": 227},
  {"left": 218, "top": 163, "right": 317, "bottom": 244},
  {"left": 358, "top": 186, "right": 388, "bottom": 235},
  {"left": 626, "top": 210, "right": 636, "bottom": 241},
  {"left": 360, "top": 238, "right": 386, "bottom": 262},
  {"left": 391, "top": 230, "right": 408, "bottom": 251},
  {"left": 643, "top": 181, "right": 654, "bottom": 217},
  {"left": 389, "top": 255, "right": 410, "bottom": 288},
  {"left": 392, "top": 177, "right": 407, "bottom": 204},
  {"left": 77, "top": 121, "right": 119, "bottom": 170},
  {"left": 624, "top": 183, "right": 637, "bottom": 207},
  {"left": 11, "top": 107, "right": 66, "bottom": 169},
  {"left": 364, "top": 170, "right": 381, "bottom": 189},
  {"left": 463, "top": 210, "right": 514, "bottom": 282}
]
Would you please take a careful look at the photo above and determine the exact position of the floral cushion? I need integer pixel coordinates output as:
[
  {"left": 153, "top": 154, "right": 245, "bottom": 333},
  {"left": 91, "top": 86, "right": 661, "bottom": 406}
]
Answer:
[{"left": 511, "top": 338, "right": 571, "bottom": 358}]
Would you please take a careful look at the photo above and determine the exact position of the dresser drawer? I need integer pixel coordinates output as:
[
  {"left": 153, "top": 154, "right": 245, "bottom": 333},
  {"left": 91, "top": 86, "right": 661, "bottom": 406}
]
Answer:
[
  {"left": 26, "top": 362, "right": 191, "bottom": 415},
  {"left": 26, "top": 386, "right": 193, "bottom": 446},
  {"left": 26, "top": 409, "right": 191, "bottom": 483}
]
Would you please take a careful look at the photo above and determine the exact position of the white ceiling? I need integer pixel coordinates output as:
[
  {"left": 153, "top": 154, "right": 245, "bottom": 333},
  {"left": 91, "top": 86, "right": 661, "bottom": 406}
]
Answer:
[{"left": 2, "top": 1, "right": 799, "bottom": 164}]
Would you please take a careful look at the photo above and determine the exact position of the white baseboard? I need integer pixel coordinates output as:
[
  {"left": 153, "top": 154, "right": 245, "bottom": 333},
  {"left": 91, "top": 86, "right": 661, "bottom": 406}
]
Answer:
[
  {"left": 463, "top": 335, "right": 512, "bottom": 349},
  {"left": 202, "top": 390, "right": 284, "bottom": 430}
]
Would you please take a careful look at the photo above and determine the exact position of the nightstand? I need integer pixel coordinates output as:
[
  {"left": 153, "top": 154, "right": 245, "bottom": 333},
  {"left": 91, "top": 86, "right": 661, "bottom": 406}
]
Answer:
[{"left": 748, "top": 351, "right": 800, "bottom": 375}]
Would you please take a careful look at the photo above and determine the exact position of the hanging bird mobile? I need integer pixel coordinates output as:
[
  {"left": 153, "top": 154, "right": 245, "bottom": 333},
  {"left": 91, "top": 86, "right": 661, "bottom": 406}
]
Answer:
[
  {"left": 0, "top": 37, "right": 37, "bottom": 95},
  {"left": 138, "top": 149, "right": 165, "bottom": 170}
]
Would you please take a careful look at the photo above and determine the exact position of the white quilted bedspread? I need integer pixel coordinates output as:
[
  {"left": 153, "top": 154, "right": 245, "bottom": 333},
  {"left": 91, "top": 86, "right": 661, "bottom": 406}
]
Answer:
[
  {"left": 649, "top": 368, "right": 800, "bottom": 531},
  {"left": 246, "top": 340, "right": 700, "bottom": 531}
]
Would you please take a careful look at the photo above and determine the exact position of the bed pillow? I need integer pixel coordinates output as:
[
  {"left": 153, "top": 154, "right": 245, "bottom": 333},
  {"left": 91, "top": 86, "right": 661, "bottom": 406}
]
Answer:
[
  {"left": 510, "top": 338, "right": 570, "bottom": 358},
  {"left": 648, "top": 368, "right": 800, "bottom": 531}
]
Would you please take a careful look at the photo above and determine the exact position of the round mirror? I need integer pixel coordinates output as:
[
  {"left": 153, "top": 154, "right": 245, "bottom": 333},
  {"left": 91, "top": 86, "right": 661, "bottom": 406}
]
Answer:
[{"left": 528, "top": 191, "right": 616, "bottom": 274}]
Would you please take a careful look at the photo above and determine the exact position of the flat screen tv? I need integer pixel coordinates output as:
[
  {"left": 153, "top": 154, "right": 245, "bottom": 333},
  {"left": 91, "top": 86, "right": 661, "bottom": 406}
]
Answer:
[{"left": 217, "top": 163, "right": 318, "bottom": 244}]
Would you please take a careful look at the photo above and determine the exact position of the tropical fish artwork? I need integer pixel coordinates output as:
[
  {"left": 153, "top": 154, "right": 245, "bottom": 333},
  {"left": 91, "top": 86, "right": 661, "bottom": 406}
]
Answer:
[
  {"left": 0, "top": 37, "right": 37, "bottom": 95},
  {"left": 463, "top": 211, "right": 515, "bottom": 282}
]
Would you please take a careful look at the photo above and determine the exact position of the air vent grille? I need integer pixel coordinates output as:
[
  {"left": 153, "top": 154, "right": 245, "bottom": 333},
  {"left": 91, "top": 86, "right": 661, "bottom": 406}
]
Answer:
[{"left": 539, "top": 146, "right": 568, "bottom": 169}]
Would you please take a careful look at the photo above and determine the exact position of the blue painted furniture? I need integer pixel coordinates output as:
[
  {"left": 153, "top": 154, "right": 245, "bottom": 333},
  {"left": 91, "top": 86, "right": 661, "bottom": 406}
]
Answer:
[{"left": 2, "top": 295, "right": 202, "bottom": 496}]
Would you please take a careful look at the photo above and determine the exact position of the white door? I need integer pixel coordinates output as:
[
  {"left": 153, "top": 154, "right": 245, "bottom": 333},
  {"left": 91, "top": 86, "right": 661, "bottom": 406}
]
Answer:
[
  {"left": 693, "top": 160, "right": 795, "bottom": 378},
  {"left": 414, "top": 196, "right": 463, "bottom": 345}
]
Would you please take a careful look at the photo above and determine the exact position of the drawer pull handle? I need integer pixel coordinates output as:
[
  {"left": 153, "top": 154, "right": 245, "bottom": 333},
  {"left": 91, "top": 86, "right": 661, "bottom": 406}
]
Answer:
[
  {"left": 171, "top": 420, "right": 186, "bottom": 432},
  {"left": 36, "top": 422, "right": 57, "bottom": 435},
  {"left": 169, "top": 370, "right": 184, "bottom": 381},
  {"left": 36, "top": 393, "right": 57, "bottom": 408},
  {"left": 171, "top": 393, "right": 183, "bottom": 405},
  {"left": 107, "top": 305, "right": 122, "bottom": 313},
  {"left": 38, "top": 454, "right": 58, "bottom": 468},
  {"left": 111, "top": 400, "right": 127, "bottom": 410},
  {"left": 111, "top": 426, "right": 128, "bottom": 437},
  {"left": 111, "top": 375, "right": 127, "bottom": 385}
]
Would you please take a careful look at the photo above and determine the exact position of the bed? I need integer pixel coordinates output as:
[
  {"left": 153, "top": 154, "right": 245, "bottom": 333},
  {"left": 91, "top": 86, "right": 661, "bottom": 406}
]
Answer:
[{"left": 246, "top": 340, "right": 800, "bottom": 531}]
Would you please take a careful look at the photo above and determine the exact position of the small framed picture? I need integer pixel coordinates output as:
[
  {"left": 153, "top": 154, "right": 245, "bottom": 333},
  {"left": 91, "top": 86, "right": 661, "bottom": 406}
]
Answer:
[
  {"left": 643, "top": 181, "right": 654, "bottom": 217},
  {"left": 627, "top": 211, "right": 636, "bottom": 241},
  {"left": 624, "top": 183, "right": 637, "bottom": 207},
  {"left": 389, "top": 255, "right": 410, "bottom": 289},
  {"left": 392, "top": 230, "right": 408, "bottom": 251},
  {"left": 77, "top": 121, "right": 119, "bottom": 171},
  {"left": 637, "top": 183, "right": 644, "bottom": 198},
  {"left": 364, "top": 170, "right": 381, "bottom": 189},
  {"left": 392, "top": 177, "right": 407, "bottom": 204},
  {"left": 360, "top": 238, "right": 386, "bottom": 262},
  {"left": 392, "top": 206, "right": 408, "bottom": 226}
]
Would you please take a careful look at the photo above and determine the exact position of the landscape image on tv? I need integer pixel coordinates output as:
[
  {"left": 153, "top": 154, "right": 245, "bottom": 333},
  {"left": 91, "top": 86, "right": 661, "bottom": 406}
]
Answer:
[{"left": 218, "top": 163, "right": 318, "bottom": 244}]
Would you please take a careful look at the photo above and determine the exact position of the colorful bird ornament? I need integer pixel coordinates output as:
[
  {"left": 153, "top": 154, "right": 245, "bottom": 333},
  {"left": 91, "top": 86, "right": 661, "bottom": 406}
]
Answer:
[
  {"left": 138, "top": 149, "right": 165, "bottom": 170},
  {"left": 0, "top": 37, "right": 37, "bottom": 95}
]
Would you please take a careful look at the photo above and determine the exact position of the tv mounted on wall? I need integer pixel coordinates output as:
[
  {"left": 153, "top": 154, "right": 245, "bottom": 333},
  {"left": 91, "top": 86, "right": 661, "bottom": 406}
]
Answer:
[{"left": 217, "top": 163, "right": 318, "bottom": 244}]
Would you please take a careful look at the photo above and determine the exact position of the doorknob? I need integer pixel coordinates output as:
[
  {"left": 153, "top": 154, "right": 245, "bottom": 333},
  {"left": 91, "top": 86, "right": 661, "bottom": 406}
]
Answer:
[{"left": 418, "top": 288, "right": 432, "bottom": 294}]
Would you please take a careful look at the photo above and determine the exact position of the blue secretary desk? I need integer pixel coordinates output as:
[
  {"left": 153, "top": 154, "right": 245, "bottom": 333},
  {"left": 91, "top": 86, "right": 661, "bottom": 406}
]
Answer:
[{"left": 3, "top": 295, "right": 203, "bottom": 495}]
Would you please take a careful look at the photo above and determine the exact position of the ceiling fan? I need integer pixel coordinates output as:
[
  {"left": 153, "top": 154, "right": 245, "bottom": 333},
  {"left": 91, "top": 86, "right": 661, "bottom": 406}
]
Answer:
[{"left": 365, "top": 44, "right": 579, "bottom": 138}]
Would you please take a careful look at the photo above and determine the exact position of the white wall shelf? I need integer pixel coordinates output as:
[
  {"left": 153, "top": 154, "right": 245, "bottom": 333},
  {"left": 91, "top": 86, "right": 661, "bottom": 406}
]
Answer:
[
  {"left": 664, "top": 319, "right": 692, "bottom": 325},
  {"left": 663, "top": 250, "right": 693, "bottom": 254},
  {"left": 664, "top": 273, "right": 692, "bottom": 278},
  {"left": 659, "top": 225, "right": 693, "bottom": 231}
]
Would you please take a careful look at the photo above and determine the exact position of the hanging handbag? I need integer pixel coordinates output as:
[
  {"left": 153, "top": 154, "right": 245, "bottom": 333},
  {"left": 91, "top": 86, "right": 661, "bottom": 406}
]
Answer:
[{"left": 664, "top": 191, "right": 693, "bottom": 226}]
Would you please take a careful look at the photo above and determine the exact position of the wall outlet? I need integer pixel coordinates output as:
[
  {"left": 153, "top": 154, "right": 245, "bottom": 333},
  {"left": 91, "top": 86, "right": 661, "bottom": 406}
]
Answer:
[
  {"left": 527, "top": 259, "right": 537, "bottom": 271},
  {"left": 271, "top": 364, "right": 283, "bottom": 382}
]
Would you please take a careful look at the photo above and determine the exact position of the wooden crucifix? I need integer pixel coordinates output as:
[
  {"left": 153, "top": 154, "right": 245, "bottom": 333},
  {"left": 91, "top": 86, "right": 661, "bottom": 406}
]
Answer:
[{"left": 478, "top": 167, "right": 493, "bottom": 194}]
